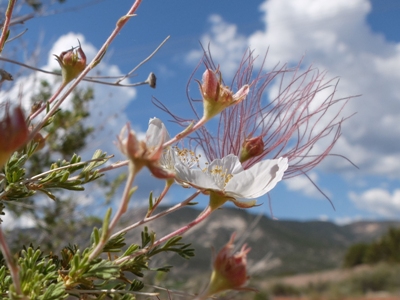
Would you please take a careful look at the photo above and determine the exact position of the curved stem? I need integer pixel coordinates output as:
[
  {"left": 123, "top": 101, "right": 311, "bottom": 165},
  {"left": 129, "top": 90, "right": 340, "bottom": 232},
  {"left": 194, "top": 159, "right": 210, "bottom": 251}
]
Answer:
[
  {"left": 0, "top": 226, "right": 24, "bottom": 299},
  {"left": 146, "top": 180, "right": 172, "bottom": 217},
  {"left": 25, "top": 155, "right": 113, "bottom": 183},
  {"left": 163, "top": 116, "right": 207, "bottom": 148},
  {"left": 68, "top": 159, "right": 129, "bottom": 181},
  {"left": 28, "top": 0, "right": 143, "bottom": 144},
  {"left": 89, "top": 163, "right": 138, "bottom": 261},
  {"left": 28, "top": 82, "right": 67, "bottom": 121},
  {"left": 110, "top": 190, "right": 201, "bottom": 239},
  {"left": 115, "top": 205, "right": 212, "bottom": 265},
  {"left": 116, "top": 35, "right": 170, "bottom": 84},
  {"left": 0, "top": 0, "right": 16, "bottom": 53}
]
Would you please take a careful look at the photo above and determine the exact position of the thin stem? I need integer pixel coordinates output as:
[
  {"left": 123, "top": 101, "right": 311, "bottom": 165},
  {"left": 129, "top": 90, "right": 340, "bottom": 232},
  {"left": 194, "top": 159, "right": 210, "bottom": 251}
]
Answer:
[
  {"left": 163, "top": 116, "right": 207, "bottom": 148},
  {"left": 1, "top": 13, "right": 34, "bottom": 27},
  {"left": 108, "top": 166, "right": 137, "bottom": 231},
  {"left": 24, "top": 155, "right": 113, "bottom": 183},
  {"left": 115, "top": 205, "right": 212, "bottom": 265},
  {"left": 0, "top": 226, "right": 24, "bottom": 299},
  {"left": 88, "top": 163, "right": 138, "bottom": 261},
  {"left": 28, "top": 82, "right": 66, "bottom": 131},
  {"left": 0, "top": 57, "right": 151, "bottom": 87},
  {"left": 110, "top": 190, "right": 201, "bottom": 239},
  {"left": 0, "top": 0, "right": 16, "bottom": 53},
  {"left": 68, "top": 160, "right": 129, "bottom": 181},
  {"left": 6, "top": 28, "right": 28, "bottom": 44},
  {"left": 28, "top": 0, "right": 143, "bottom": 143},
  {"left": 116, "top": 35, "right": 170, "bottom": 84},
  {"left": 145, "top": 284, "right": 198, "bottom": 299},
  {"left": 146, "top": 180, "right": 172, "bottom": 217}
]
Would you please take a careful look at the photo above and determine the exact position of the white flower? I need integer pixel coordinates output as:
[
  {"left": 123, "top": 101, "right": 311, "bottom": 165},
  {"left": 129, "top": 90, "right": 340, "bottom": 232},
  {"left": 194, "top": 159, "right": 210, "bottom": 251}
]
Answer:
[
  {"left": 116, "top": 118, "right": 175, "bottom": 179},
  {"left": 174, "top": 154, "right": 288, "bottom": 208}
]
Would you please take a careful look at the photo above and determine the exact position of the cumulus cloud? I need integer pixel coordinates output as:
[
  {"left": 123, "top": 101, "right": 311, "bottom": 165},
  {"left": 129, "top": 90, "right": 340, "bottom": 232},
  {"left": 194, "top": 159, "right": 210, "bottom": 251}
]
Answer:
[
  {"left": 0, "top": 33, "right": 151, "bottom": 224},
  {"left": 349, "top": 188, "right": 400, "bottom": 218},
  {"left": 284, "top": 172, "right": 329, "bottom": 199},
  {"left": 185, "top": 14, "right": 248, "bottom": 76},
  {"left": 185, "top": 0, "right": 400, "bottom": 178},
  {"left": 0, "top": 32, "right": 138, "bottom": 159}
]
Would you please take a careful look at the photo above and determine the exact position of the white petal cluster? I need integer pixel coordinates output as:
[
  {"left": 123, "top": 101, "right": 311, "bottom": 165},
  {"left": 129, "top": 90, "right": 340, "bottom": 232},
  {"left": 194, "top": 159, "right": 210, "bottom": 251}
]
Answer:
[{"left": 175, "top": 154, "right": 288, "bottom": 200}]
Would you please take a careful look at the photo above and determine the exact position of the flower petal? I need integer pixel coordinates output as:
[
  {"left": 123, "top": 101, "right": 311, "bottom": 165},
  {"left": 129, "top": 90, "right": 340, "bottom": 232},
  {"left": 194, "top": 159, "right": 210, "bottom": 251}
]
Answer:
[
  {"left": 225, "top": 157, "right": 288, "bottom": 198},
  {"left": 230, "top": 198, "right": 257, "bottom": 208},
  {"left": 207, "top": 154, "right": 244, "bottom": 175},
  {"left": 175, "top": 162, "right": 220, "bottom": 191},
  {"left": 232, "top": 84, "right": 249, "bottom": 102},
  {"left": 146, "top": 118, "right": 169, "bottom": 148}
]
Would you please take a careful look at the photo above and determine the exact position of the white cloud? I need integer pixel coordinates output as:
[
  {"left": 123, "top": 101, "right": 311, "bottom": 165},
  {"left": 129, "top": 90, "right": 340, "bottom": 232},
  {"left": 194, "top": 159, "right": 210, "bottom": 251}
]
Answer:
[
  {"left": 0, "top": 32, "right": 138, "bottom": 160},
  {"left": 349, "top": 188, "right": 400, "bottom": 218},
  {"left": 334, "top": 215, "right": 364, "bottom": 225},
  {"left": 249, "top": 0, "right": 400, "bottom": 178},
  {"left": 318, "top": 214, "right": 329, "bottom": 221},
  {"left": 284, "top": 172, "right": 329, "bottom": 199},
  {"left": 0, "top": 33, "right": 147, "bottom": 225},
  {"left": 185, "top": 14, "right": 248, "bottom": 77},
  {"left": 185, "top": 0, "right": 400, "bottom": 179}
]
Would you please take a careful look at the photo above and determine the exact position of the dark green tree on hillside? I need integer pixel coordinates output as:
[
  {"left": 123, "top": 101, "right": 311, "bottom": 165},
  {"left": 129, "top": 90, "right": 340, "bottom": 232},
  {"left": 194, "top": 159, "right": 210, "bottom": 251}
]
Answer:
[
  {"left": 343, "top": 242, "right": 369, "bottom": 268},
  {"left": 343, "top": 227, "right": 400, "bottom": 268}
]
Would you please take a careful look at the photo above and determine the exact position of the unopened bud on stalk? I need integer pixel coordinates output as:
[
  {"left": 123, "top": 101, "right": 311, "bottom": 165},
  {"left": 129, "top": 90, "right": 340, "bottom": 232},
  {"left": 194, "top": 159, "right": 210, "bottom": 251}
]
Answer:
[
  {"left": 202, "top": 233, "right": 252, "bottom": 298},
  {"left": 201, "top": 69, "right": 219, "bottom": 102},
  {"left": 198, "top": 69, "right": 249, "bottom": 120},
  {"left": 146, "top": 72, "right": 157, "bottom": 89},
  {"left": 240, "top": 136, "right": 264, "bottom": 163},
  {"left": 54, "top": 42, "right": 86, "bottom": 85}
]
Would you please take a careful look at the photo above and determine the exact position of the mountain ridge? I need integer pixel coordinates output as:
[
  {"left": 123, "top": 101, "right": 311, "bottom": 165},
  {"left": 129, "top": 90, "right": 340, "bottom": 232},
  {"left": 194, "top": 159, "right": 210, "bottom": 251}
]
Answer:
[{"left": 119, "top": 206, "right": 400, "bottom": 277}]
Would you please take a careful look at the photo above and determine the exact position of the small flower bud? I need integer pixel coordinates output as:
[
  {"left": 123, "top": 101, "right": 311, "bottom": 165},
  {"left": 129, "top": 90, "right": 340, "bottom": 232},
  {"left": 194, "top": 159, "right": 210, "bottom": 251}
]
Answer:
[
  {"left": 198, "top": 69, "right": 249, "bottom": 120},
  {"left": 146, "top": 72, "right": 157, "bottom": 89},
  {"left": 201, "top": 69, "right": 219, "bottom": 102},
  {"left": 202, "top": 233, "right": 251, "bottom": 297},
  {"left": 240, "top": 136, "right": 265, "bottom": 163},
  {"left": 54, "top": 43, "right": 86, "bottom": 85},
  {"left": 0, "top": 105, "right": 29, "bottom": 167}
]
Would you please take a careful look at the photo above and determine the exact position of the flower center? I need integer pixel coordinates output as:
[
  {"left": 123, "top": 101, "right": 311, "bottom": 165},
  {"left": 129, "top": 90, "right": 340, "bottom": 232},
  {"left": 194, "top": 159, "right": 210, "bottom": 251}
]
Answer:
[
  {"left": 208, "top": 164, "right": 233, "bottom": 189},
  {"left": 174, "top": 146, "right": 200, "bottom": 168}
]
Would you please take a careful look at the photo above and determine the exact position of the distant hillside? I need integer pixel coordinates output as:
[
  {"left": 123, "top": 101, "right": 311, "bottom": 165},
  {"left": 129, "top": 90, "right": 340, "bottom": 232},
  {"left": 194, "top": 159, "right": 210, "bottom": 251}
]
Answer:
[
  {"left": 9, "top": 206, "right": 400, "bottom": 280},
  {"left": 118, "top": 206, "right": 400, "bottom": 278}
]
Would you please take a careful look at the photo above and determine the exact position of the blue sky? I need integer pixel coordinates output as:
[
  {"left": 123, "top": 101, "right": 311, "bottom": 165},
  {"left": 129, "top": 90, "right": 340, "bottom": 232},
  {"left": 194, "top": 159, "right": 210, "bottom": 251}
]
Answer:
[{"left": 2, "top": 0, "right": 400, "bottom": 225}]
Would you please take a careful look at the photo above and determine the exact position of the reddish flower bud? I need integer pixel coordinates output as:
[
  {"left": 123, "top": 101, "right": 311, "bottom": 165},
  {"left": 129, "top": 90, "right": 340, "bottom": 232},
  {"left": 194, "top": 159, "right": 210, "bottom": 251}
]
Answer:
[
  {"left": 202, "top": 233, "right": 251, "bottom": 297},
  {"left": 198, "top": 69, "right": 249, "bottom": 120},
  {"left": 0, "top": 105, "right": 29, "bottom": 167},
  {"left": 54, "top": 43, "right": 86, "bottom": 84},
  {"left": 240, "top": 136, "right": 265, "bottom": 163},
  {"left": 201, "top": 69, "right": 219, "bottom": 102}
]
